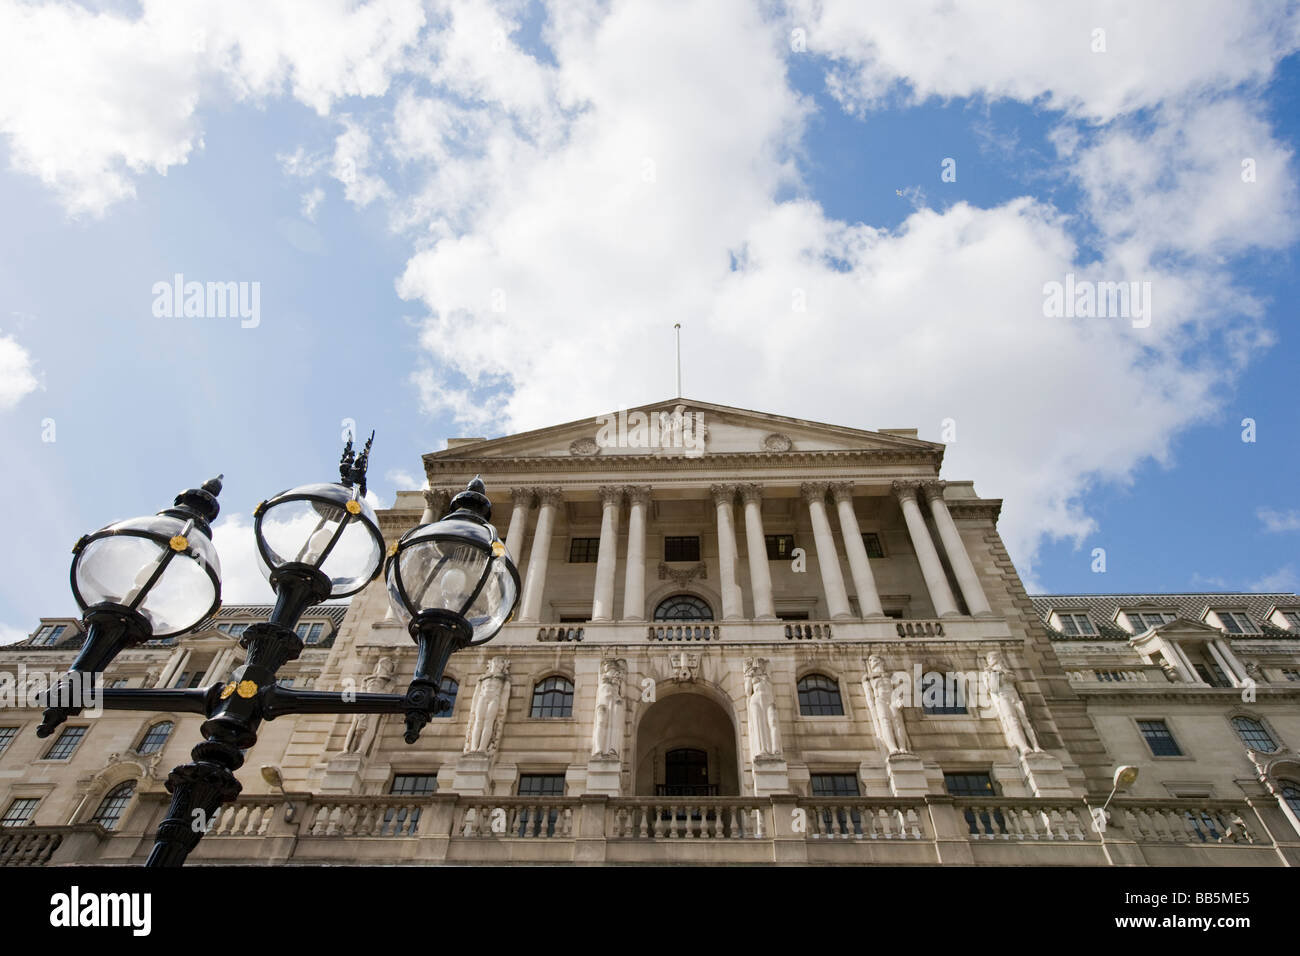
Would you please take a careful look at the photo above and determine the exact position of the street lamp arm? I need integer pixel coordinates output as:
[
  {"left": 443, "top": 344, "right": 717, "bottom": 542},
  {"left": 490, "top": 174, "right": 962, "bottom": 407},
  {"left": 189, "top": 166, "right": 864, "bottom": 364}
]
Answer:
[
  {"left": 260, "top": 686, "right": 451, "bottom": 720},
  {"left": 98, "top": 686, "right": 215, "bottom": 715}
]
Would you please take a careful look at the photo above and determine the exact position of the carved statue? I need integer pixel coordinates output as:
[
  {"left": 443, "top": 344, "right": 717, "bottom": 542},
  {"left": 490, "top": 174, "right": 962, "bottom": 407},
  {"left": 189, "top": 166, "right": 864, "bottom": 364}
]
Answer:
[
  {"left": 670, "top": 651, "right": 699, "bottom": 683},
  {"left": 983, "top": 650, "right": 1042, "bottom": 754},
  {"left": 342, "top": 656, "right": 397, "bottom": 756},
  {"left": 743, "top": 658, "right": 782, "bottom": 758},
  {"left": 862, "top": 654, "right": 910, "bottom": 754},
  {"left": 590, "top": 658, "right": 627, "bottom": 757},
  {"left": 464, "top": 658, "right": 511, "bottom": 755},
  {"left": 1243, "top": 660, "right": 1264, "bottom": 682}
]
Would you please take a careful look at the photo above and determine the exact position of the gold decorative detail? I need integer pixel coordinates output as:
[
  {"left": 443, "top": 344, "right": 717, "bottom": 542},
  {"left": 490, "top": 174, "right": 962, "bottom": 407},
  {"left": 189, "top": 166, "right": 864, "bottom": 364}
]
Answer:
[
  {"left": 345, "top": 500, "right": 362, "bottom": 515},
  {"left": 387, "top": 542, "right": 399, "bottom": 558},
  {"left": 253, "top": 501, "right": 265, "bottom": 517},
  {"left": 491, "top": 541, "right": 506, "bottom": 557},
  {"left": 220, "top": 682, "right": 236, "bottom": 700},
  {"left": 236, "top": 680, "right": 258, "bottom": 698},
  {"left": 168, "top": 535, "right": 189, "bottom": 552}
]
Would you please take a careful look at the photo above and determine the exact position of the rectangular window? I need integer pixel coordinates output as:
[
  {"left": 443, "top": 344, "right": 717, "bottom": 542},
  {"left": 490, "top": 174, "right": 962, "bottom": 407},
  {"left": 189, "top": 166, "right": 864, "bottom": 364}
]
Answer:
[
  {"left": 109, "top": 679, "right": 129, "bottom": 688},
  {"left": 776, "top": 612, "right": 809, "bottom": 621},
  {"left": 663, "top": 536, "right": 700, "bottom": 562},
  {"left": 765, "top": 534, "right": 795, "bottom": 560},
  {"left": 0, "top": 726, "right": 17, "bottom": 756},
  {"left": 295, "top": 622, "right": 325, "bottom": 644},
  {"left": 1, "top": 797, "right": 39, "bottom": 827},
  {"left": 810, "top": 773, "right": 860, "bottom": 797},
  {"left": 568, "top": 538, "right": 600, "bottom": 563},
  {"left": 1193, "top": 661, "right": 1231, "bottom": 688},
  {"left": 1057, "top": 612, "right": 1095, "bottom": 636},
  {"left": 31, "top": 624, "right": 67, "bottom": 646},
  {"left": 921, "top": 672, "right": 969, "bottom": 714},
  {"left": 1138, "top": 719, "right": 1183, "bottom": 756},
  {"left": 390, "top": 774, "right": 438, "bottom": 796},
  {"left": 1282, "top": 611, "right": 1300, "bottom": 629},
  {"left": 944, "top": 772, "right": 997, "bottom": 796},
  {"left": 44, "top": 726, "right": 86, "bottom": 760},
  {"left": 861, "top": 533, "right": 885, "bottom": 558},
  {"left": 1127, "top": 612, "right": 1174, "bottom": 632},
  {"left": 1216, "top": 610, "right": 1256, "bottom": 634}
]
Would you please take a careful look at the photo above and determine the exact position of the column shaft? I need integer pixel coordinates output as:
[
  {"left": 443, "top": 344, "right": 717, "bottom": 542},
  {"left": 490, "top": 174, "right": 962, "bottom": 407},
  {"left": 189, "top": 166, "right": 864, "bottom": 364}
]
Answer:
[
  {"left": 504, "top": 488, "right": 533, "bottom": 564},
  {"left": 802, "top": 483, "right": 852, "bottom": 620},
  {"left": 621, "top": 486, "right": 650, "bottom": 621},
  {"left": 740, "top": 484, "right": 776, "bottom": 620},
  {"left": 591, "top": 487, "right": 622, "bottom": 622},
  {"left": 892, "top": 481, "right": 959, "bottom": 618},
  {"left": 519, "top": 489, "right": 561, "bottom": 623},
  {"left": 922, "top": 481, "right": 992, "bottom": 616},
  {"left": 830, "top": 483, "right": 884, "bottom": 618},
  {"left": 712, "top": 485, "right": 744, "bottom": 620}
]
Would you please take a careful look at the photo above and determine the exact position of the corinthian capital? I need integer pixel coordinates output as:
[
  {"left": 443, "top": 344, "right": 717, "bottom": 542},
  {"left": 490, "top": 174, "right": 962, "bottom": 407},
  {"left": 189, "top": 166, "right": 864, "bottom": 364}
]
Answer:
[
  {"left": 423, "top": 488, "right": 452, "bottom": 515},
  {"left": 891, "top": 479, "right": 921, "bottom": 503},
  {"left": 710, "top": 483, "right": 737, "bottom": 506},
  {"left": 598, "top": 485, "right": 624, "bottom": 507},
  {"left": 800, "top": 481, "right": 830, "bottom": 505},
  {"left": 920, "top": 479, "right": 948, "bottom": 502},
  {"left": 510, "top": 487, "right": 535, "bottom": 508},
  {"left": 537, "top": 487, "right": 565, "bottom": 508},
  {"left": 738, "top": 483, "right": 764, "bottom": 505},
  {"left": 622, "top": 484, "right": 651, "bottom": 507}
]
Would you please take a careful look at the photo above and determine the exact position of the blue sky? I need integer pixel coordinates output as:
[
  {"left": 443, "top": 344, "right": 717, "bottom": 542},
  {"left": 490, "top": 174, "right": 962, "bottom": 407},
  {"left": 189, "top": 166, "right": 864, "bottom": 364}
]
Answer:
[{"left": 2, "top": 1, "right": 1299, "bottom": 640}]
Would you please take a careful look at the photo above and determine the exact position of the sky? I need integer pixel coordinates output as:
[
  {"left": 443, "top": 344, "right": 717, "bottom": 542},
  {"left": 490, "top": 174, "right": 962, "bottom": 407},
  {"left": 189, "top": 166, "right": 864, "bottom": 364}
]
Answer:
[{"left": 1, "top": 0, "right": 1299, "bottom": 642}]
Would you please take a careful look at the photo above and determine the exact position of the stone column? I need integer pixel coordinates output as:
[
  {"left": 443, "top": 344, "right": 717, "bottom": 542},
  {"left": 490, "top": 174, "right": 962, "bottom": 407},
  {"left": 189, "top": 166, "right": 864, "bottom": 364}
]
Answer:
[
  {"left": 504, "top": 487, "right": 533, "bottom": 561},
  {"left": 921, "top": 480, "right": 993, "bottom": 617},
  {"left": 830, "top": 482, "right": 884, "bottom": 618},
  {"left": 800, "top": 482, "right": 853, "bottom": 621},
  {"left": 711, "top": 484, "right": 744, "bottom": 620},
  {"left": 591, "top": 486, "right": 623, "bottom": 622},
  {"left": 1208, "top": 639, "right": 1246, "bottom": 687},
  {"left": 739, "top": 483, "right": 776, "bottom": 620},
  {"left": 420, "top": 488, "right": 452, "bottom": 524},
  {"left": 892, "top": 480, "right": 959, "bottom": 618},
  {"left": 155, "top": 647, "right": 190, "bottom": 688},
  {"left": 519, "top": 488, "right": 562, "bottom": 623},
  {"left": 621, "top": 486, "right": 650, "bottom": 621}
]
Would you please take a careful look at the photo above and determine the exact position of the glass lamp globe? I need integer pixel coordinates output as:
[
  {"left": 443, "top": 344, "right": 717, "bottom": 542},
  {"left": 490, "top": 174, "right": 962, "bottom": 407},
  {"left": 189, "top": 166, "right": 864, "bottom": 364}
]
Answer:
[
  {"left": 253, "top": 481, "right": 384, "bottom": 599},
  {"left": 385, "top": 477, "right": 520, "bottom": 644},
  {"left": 70, "top": 477, "right": 224, "bottom": 638}
]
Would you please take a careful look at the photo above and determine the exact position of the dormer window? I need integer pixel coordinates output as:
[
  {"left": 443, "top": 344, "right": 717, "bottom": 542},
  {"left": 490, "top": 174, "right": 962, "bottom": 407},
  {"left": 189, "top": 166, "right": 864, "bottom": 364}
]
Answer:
[
  {"left": 31, "top": 624, "right": 67, "bottom": 646},
  {"left": 216, "top": 623, "right": 251, "bottom": 637},
  {"left": 1057, "top": 612, "right": 1095, "bottom": 636},
  {"left": 295, "top": 622, "right": 325, "bottom": 645},
  {"left": 1215, "top": 611, "right": 1257, "bottom": 635},
  {"left": 1125, "top": 611, "right": 1175, "bottom": 632},
  {"left": 1281, "top": 611, "right": 1300, "bottom": 629}
]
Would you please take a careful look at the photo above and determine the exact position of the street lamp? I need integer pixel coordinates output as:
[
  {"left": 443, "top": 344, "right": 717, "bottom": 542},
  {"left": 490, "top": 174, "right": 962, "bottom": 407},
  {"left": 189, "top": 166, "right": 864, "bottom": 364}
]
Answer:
[{"left": 36, "top": 433, "right": 520, "bottom": 867}]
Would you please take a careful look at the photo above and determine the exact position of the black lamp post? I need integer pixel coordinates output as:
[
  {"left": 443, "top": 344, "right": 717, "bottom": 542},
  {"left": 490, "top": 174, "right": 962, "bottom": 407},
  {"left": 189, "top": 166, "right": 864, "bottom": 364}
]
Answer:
[{"left": 36, "top": 433, "right": 520, "bottom": 867}]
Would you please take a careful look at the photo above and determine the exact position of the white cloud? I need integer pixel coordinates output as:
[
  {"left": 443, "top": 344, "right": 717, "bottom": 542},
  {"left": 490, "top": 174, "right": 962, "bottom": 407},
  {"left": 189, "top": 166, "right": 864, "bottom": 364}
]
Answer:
[
  {"left": 332, "top": 116, "right": 391, "bottom": 207},
  {"left": 0, "top": 333, "right": 38, "bottom": 409},
  {"left": 1257, "top": 507, "right": 1300, "bottom": 534},
  {"left": 210, "top": 513, "right": 276, "bottom": 605},
  {"left": 1249, "top": 564, "right": 1300, "bottom": 593},
  {"left": 300, "top": 186, "right": 325, "bottom": 221},
  {"left": 386, "top": 468, "right": 426, "bottom": 492},
  {"left": 0, "top": 622, "right": 28, "bottom": 645},
  {"left": 0, "top": 0, "right": 425, "bottom": 216}
]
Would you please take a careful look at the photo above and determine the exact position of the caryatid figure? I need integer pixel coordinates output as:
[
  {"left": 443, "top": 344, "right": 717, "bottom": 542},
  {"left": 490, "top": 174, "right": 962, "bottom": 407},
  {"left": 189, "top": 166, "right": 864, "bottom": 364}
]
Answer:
[
  {"left": 464, "top": 658, "right": 511, "bottom": 755},
  {"left": 743, "top": 658, "right": 782, "bottom": 758},
  {"left": 862, "top": 654, "right": 910, "bottom": 754},
  {"left": 590, "top": 658, "right": 627, "bottom": 757},
  {"left": 983, "top": 650, "right": 1042, "bottom": 754},
  {"left": 342, "top": 657, "right": 397, "bottom": 755}
]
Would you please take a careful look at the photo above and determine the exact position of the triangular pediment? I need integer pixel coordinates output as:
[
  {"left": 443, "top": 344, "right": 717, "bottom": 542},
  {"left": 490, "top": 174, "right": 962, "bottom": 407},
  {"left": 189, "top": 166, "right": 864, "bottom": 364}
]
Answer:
[{"left": 425, "top": 398, "right": 942, "bottom": 463}]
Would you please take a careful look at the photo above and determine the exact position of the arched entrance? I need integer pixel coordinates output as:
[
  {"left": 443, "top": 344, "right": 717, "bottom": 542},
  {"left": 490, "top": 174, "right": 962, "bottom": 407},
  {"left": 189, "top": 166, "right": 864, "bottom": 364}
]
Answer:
[{"left": 634, "top": 691, "right": 740, "bottom": 796}]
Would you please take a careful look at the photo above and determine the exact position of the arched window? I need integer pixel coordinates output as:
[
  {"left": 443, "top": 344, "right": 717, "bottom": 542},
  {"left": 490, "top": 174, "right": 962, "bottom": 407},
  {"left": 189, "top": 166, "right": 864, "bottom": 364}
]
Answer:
[
  {"left": 90, "top": 781, "right": 136, "bottom": 830},
  {"left": 797, "top": 674, "right": 844, "bottom": 716},
  {"left": 435, "top": 676, "right": 459, "bottom": 718},
  {"left": 136, "top": 721, "right": 173, "bottom": 755},
  {"left": 530, "top": 677, "right": 574, "bottom": 718},
  {"left": 653, "top": 595, "right": 713, "bottom": 621},
  {"left": 1280, "top": 779, "right": 1300, "bottom": 817},
  {"left": 1231, "top": 716, "right": 1278, "bottom": 752}
]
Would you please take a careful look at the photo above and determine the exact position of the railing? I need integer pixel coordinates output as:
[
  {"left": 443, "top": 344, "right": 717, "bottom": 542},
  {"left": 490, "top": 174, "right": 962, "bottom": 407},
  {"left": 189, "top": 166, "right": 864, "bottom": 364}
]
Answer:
[
  {"left": 647, "top": 624, "right": 720, "bottom": 641},
  {"left": 610, "top": 799, "right": 768, "bottom": 839},
  {"left": 896, "top": 620, "right": 945, "bottom": 638},
  {"left": 950, "top": 799, "right": 1091, "bottom": 840},
  {"left": 0, "top": 827, "right": 65, "bottom": 865},
  {"left": 456, "top": 798, "right": 575, "bottom": 839},
  {"left": 785, "top": 623, "right": 832, "bottom": 640},
  {"left": 799, "top": 799, "right": 926, "bottom": 840},
  {"left": 537, "top": 626, "right": 584, "bottom": 642},
  {"left": 655, "top": 784, "right": 718, "bottom": 796},
  {"left": 303, "top": 797, "right": 428, "bottom": 837},
  {"left": 1113, "top": 801, "right": 1258, "bottom": 844}
]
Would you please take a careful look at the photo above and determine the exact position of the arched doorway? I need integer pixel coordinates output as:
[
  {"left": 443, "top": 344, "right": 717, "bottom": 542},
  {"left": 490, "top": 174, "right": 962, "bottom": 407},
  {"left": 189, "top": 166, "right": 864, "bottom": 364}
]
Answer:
[{"left": 634, "top": 691, "right": 739, "bottom": 796}]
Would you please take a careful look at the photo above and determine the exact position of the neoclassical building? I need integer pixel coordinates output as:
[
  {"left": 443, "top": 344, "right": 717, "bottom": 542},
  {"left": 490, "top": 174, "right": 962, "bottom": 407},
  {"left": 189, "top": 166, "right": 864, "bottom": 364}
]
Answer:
[{"left": 2, "top": 399, "right": 1298, "bottom": 865}]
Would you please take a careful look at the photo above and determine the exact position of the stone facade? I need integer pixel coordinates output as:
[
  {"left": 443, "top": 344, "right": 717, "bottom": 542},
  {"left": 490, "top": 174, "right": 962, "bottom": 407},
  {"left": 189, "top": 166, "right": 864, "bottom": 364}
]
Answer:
[{"left": 2, "top": 399, "right": 1298, "bottom": 865}]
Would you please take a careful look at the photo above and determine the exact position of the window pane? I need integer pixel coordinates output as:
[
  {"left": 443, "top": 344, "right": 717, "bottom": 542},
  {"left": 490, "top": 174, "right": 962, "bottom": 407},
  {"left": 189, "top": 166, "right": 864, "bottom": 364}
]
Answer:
[
  {"left": 45, "top": 726, "right": 86, "bottom": 760},
  {"left": 0, "top": 726, "right": 17, "bottom": 756},
  {"left": 530, "top": 677, "right": 574, "bottom": 718},
  {"left": 568, "top": 538, "right": 599, "bottom": 563},
  {"left": 663, "top": 536, "right": 700, "bottom": 562},
  {"left": 765, "top": 534, "right": 795, "bottom": 560},
  {"left": 435, "top": 676, "right": 458, "bottom": 718},
  {"left": 90, "top": 781, "right": 136, "bottom": 830},
  {"left": 797, "top": 674, "right": 844, "bottom": 716},
  {"left": 1138, "top": 719, "right": 1182, "bottom": 756},
  {"left": 1, "top": 798, "right": 39, "bottom": 827},
  {"left": 136, "top": 721, "right": 173, "bottom": 755},
  {"left": 390, "top": 774, "right": 438, "bottom": 795},
  {"left": 652, "top": 595, "right": 713, "bottom": 621},
  {"left": 1231, "top": 717, "right": 1277, "bottom": 752},
  {"left": 862, "top": 533, "right": 884, "bottom": 559},
  {"left": 810, "top": 773, "right": 860, "bottom": 797}
]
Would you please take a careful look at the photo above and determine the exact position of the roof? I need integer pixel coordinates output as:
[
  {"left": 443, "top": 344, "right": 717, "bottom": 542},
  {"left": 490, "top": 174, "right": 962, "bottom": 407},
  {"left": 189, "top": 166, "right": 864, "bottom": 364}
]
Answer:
[{"left": 1029, "top": 592, "right": 1300, "bottom": 640}]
